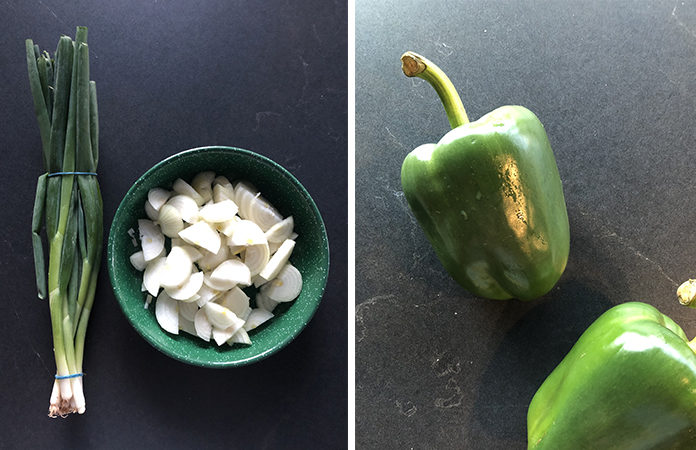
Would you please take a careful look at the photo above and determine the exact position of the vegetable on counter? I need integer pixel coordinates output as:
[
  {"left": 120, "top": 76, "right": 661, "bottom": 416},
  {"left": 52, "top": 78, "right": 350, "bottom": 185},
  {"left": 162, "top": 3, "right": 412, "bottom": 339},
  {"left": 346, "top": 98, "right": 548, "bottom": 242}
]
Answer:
[
  {"left": 399, "top": 52, "right": 569, "bottom": 301},
  {"left": 527, "top": 302, "right": 696, "bottom": 449},
  {"left": 26, "top": 27, "right": 103, "bottom": 417}
]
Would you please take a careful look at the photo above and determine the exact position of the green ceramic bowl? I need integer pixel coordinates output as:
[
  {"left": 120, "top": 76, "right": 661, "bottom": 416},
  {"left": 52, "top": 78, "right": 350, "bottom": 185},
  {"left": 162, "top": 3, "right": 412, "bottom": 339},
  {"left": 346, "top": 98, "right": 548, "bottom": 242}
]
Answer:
[{"left": 107, "top": 146, "right": 329, "bottom": 368}]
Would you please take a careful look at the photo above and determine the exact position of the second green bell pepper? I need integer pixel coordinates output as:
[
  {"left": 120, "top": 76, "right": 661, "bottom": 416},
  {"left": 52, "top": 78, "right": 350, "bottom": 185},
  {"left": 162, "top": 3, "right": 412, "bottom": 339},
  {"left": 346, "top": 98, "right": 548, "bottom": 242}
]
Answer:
[
  {"left": 400, "top": 52, "right": 569, "bottom": 301},
  {"left": 528, "top": 302, "right": 696, "bottom": 449}
]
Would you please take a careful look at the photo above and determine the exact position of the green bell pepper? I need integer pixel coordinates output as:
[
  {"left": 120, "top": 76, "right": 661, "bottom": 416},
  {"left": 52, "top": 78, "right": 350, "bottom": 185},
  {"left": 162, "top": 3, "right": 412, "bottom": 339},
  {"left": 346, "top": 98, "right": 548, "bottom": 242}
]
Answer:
[
  {"left": 400, "top": 52, "right": 569, "bottom": 301},
  {"left": 528, "top": 302, "right": 696, "bottom": 449}
]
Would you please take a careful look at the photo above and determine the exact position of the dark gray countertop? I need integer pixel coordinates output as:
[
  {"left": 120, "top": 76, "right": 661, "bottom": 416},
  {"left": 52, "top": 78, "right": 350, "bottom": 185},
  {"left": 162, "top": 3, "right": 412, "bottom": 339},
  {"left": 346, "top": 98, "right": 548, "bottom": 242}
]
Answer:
[
  {"left": 1, "top": 2, "right": 347, "bottom": 449},
  {"left": 356, "top": 0, "right": 696, "bottom": 448}
]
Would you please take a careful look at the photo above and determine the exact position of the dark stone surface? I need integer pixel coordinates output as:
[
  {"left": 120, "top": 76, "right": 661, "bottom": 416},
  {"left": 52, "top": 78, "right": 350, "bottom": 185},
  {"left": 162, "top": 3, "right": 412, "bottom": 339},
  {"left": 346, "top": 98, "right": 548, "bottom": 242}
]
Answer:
[
  {"left": 356, "top": 0, "right": 696, "bottom": 448},
  {"left": 0, "top": 2, "right": 347, "bottom": 449}
]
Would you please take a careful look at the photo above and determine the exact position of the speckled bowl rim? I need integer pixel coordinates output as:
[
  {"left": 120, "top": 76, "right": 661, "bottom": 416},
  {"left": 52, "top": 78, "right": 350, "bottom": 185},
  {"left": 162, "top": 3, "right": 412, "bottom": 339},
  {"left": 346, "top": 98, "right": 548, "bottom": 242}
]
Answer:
[{"left": 107, "top": 146, "right": 329, "bottom": 368}]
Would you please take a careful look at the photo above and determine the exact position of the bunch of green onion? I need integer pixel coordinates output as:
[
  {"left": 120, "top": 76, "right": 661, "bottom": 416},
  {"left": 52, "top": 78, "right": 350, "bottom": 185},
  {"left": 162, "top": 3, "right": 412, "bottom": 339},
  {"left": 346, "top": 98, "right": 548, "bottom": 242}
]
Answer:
[{"left": 26, "top": 27, "right": 103, "bottom": 417}]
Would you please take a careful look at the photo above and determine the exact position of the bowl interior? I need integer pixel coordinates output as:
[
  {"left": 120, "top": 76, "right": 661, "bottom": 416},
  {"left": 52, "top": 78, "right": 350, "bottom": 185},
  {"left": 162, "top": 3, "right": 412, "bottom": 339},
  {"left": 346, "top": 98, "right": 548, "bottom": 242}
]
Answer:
[{"left": 107, "top": 146, "right": 329, "bottom": 368}]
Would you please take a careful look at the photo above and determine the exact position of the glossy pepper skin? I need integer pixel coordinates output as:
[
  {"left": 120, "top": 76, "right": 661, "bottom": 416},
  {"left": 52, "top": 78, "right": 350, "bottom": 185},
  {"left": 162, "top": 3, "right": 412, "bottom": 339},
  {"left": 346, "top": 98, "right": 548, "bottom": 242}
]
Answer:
[
  {"left": 528, "top": 302, "right": 696, "bottom": 449},
  {"left": 400, "top": 52, "right": 569, "bottom": 301}
]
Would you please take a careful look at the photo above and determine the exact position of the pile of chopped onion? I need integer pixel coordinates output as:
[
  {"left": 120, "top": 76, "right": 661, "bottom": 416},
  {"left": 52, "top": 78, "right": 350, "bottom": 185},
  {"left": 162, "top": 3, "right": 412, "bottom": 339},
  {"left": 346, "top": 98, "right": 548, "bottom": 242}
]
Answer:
[{"left": 130, "top": 172, "right": 302, "bottom": 346}]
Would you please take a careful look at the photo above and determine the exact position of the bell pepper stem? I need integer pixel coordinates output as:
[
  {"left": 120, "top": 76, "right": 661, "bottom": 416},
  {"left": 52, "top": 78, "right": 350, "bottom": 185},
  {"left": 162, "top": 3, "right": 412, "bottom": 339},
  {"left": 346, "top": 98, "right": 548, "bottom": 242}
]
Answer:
[
  {"left": 677, "top": 279, "right": 696, "bottom": 309},
  {"left": 401, "top": 51, "right": 469, "bottom": 129},
  {"left": 677, "top": 280, "right": 696, "bottom": 353}
]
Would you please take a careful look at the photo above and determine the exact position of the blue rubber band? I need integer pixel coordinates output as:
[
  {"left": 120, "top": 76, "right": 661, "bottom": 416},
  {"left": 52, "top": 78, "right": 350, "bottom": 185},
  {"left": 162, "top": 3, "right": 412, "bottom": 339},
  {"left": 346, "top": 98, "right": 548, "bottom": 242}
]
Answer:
[
  {"left": 55, "top": 373, "right": 84, "bottom": 379},
  {"left": 47, "top": 171, "right": 97, "bottom": 177}
]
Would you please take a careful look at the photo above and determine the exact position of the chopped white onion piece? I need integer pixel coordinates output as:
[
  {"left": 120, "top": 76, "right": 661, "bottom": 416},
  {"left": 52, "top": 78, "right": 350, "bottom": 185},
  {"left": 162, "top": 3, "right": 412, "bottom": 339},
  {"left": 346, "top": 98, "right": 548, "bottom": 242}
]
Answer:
[
  {"left": 264, "top": 263, "right": 303, "bottom": 302},
  {"left": 228, "top": 220, "right": 267, "bottom": 247},
  {"left": 179, "top": 245, "right": 203, "bottom": 263},
  {"left": 158, "top": 204, "right": 184, "bottom": 238},
  {"left": 130, "top": 250, "right": 147, "bottom": 271},
  {"left": 239, "top": 306, "right": 252, "bottom": 322},
  {"left": 268, "top": 241, "right": 282, "bottom": 256},
  {"left": 234, "top": 180, "right": 259, "bottom": 219},
  {"left": 144, "top": 294, "right": 153, "bottom": 309},
  {"left": 204, "top": 302, "right": 241, "bottom": 330},
  {"left": 159, "top": 246, "right": 192, "bottom": 289},
  {"left": 178, "top": 221, "right": 221, "bottom": 254},
  {"left": 213, "top": 175, "right": 232, "bottom": 188},
  {"left": 191, "top": 171, "right": 215, "bottom": 203},
  {"left": 166, "top": 194, "right": 199, "bottom": 223},
  {"left": 143, "top": 257, "right": 166, "bottom": 297},
  {"left": 211, "top": 327, "right": 232, "bottom": 346},
  {"left": 210, "top": 258, "right": 251, "bottom": 289},
  {"left": 197, "top": 243, "right": 230, "bottom": 272},
  {"left": 178, "top": 316, "right": 197, "bottom": 336},
  {"left": 196, "top": 283, "right": 220, "bottom": 307},
  {"left": 247, "top": 195, "right": 283, "bottom": 232},
  {"left": 165, "top": 270, "right": 203, "bottom": 301},
  {"left": 212, "top": 317, "right": 246, "bottom": 346},
  {"left": 264, "top": 216, "right": 294, "bottom": 243},
  {"left": 227, "top": 242, "right": 246, "bottom": 255},
  {"left": 258, "top": 238, "right": 295, "bottom": 284},
  {"left": 213, "top": 181, "right": 235, "bottom": 203},
  {"left": 155, "top": 292, "right": 179, "bottom": 335},
  {"left": 244, "top": 243, "right": 270, "bottom": 277},
  {"left": 243, "top": 308, "right": 274, "bottom": 331},
  {"left": 227, "top": 328, "right": 252, "bottom": 345},
  {"left": 148, "top": 187, "right": 171, "bottom": 211},
  {"left": 177, "top": 301, "right": 197, "bottom": 322},
  {"left": 144, "top": 200, "right": 159, "bottom": 221},
  {"left": 203, "top": 271, "right": 236, "bottom": 291},
  {"left": 194, "top": 308, "right": 212, "bottom": 341},
  {"left": 216, "top": 286, "right": 250, "bottom": 318},
  {"left": 256, "top": 290, "right": 279, "bottom": 312},
  {"left": 173, "top": 178, "right": 205, "bottom": 206},
  {"left": 138, "top": 219, "right": 165, "bottom": 261},
  {"left": 216, "top": 216, "right": 240, "bottom": 237},
  {"left": 199, "top": 199, "right": 239, "bottom": 223}
]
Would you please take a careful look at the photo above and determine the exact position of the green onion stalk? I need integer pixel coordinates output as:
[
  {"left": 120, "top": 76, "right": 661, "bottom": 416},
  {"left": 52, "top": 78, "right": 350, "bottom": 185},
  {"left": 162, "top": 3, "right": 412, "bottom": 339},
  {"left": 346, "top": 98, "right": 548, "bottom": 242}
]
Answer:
[{"left": 26, "top": 27, "right": 103, "bottom": 418}]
